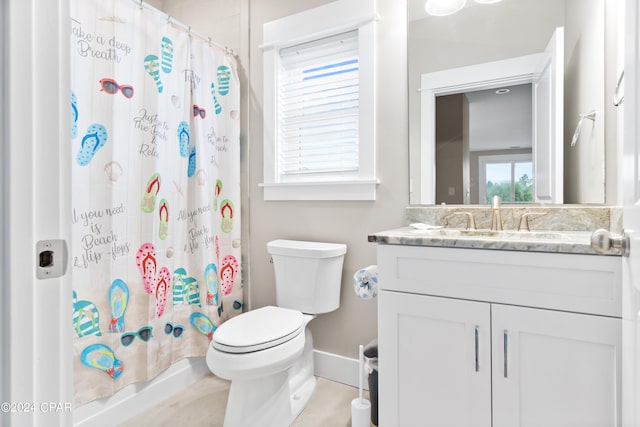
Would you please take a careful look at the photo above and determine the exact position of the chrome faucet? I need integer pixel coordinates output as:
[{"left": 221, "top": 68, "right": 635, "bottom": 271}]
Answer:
[{"left": 491, "top": 195, "right": 503, "bottom": 231}]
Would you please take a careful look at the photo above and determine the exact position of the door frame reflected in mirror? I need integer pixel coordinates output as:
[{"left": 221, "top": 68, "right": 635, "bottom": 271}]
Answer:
[{"left": 418, "top": 52, "right": 563, "bottom": 205}]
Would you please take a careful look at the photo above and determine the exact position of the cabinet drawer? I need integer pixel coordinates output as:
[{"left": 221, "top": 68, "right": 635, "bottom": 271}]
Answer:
[{"left": 377, "top": 244, "right": 622, "bottom": 317}]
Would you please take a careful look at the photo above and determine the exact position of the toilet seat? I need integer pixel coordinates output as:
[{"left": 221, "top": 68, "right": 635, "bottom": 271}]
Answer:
[{"left": 212, "top": 306, "right": 304, "bottom": 354}]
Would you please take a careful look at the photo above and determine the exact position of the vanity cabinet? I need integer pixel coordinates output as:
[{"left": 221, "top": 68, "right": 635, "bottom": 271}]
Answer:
[{"left": 377, "top": 244, "right": 622, "bottom": 427}]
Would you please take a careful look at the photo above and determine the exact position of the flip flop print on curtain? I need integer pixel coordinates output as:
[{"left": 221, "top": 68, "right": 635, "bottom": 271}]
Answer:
[
  {"left": 71, "top": 91, "right": 78, "bottom": 139},
  {"left": 220, "top": 254, "right": 238, "bottom": 295},
  {"left": 158, "top": 199, "right": 169, "bottom": 240},
  {"left": 171, "top": 268, "right": 201, "bottom": 307},
  {"left": 80, "top": 343, "right": 123, "bottom": 379},
  {"left": 177, "top": 121, "right": 190, "bottom": 158},
  {"left": 108, "top": 279, "right": 129, "bottom": 333},
  {"left": 217, "top": 65, "right": 231, "bottom": 96},
  {"left": 136, "top": 243, "right": 157, "bottom": 295},
  {"left": 189, "top": 312, "right": 216, "bottom": 340},
  {"left": 77, "top": 123, "right": 108, "bottom": 166},
  {"left": 141, "top": 173, "right": 161, "bottom": 213},
  {"left": 213, "top": 179, "right": 222, "bottom": 210},
  {"left": 144, "top": 37, "right": 173, "bottom": 93},
  {"left": 220, "top": 199, "right": 233, "bottom": 233},
  {"left": 188, "top": 146, "right": 196, "bottom": 178},
  {"left": 204, "top": 263, "right": 218, "bottom": 306},
  {"left": 72, "top": 290, "right": 101, "bottom": 337},
  {"left": 160, "top": 36, "right": 173, "bottom": 74},
  {"left": 155, "top": 266, "right": 171, "bottom": 317},
  {"left": 172, "top": 268, "right": 188, "bottom": 305},
  {"left": 210, "top": 82, "right": 222, "bottom": 115},
  {"left": 143, "top": 54, "right": 163, "bottom": 93},
  {"left": 185, "top": 277, "right": 201, "bottom": 307}
]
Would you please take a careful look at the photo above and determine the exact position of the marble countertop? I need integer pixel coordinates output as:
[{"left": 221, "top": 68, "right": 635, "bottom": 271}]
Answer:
[{"left": 368, "top": 227, "right": 622, "bottom": 256}]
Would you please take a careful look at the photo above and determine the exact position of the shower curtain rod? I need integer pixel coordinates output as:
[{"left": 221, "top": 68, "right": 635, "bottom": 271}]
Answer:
[{"left": 131, "top": 0, "right": 237, "bottom": 57}]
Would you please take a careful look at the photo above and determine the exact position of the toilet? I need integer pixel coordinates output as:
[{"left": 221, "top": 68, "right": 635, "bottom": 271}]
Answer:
[{"left": 206, "top": 239, "right": 347, "bottom": 427}]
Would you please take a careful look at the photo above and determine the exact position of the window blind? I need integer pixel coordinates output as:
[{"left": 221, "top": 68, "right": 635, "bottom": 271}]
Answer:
[{"left": 278, "top": 30, "right": 359, "bottom": 177}]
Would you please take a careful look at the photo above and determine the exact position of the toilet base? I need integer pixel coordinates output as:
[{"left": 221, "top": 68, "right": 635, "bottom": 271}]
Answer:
[{"left": 222, "top": 329, "right": 316, "bottom": 427}]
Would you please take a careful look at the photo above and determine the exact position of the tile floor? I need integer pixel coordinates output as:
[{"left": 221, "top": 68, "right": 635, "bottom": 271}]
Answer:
[{"left": 119, "top": 374, "right": 374, "bottom": 427}]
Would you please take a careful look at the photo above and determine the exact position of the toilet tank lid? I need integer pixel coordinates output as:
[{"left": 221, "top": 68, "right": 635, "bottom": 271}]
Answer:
[{"left": 267, "top": 239, "right": 347, "bottom": 258}]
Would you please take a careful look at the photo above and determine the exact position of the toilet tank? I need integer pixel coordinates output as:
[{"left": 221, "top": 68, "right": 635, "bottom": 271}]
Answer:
[{"left": 267, "top": 240, "right": 347, "bottom": 314}]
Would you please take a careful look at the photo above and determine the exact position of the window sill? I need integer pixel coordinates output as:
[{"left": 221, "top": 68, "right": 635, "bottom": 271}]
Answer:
[{"left": 259, "top": 179, "right": 380, "bottom": 201}]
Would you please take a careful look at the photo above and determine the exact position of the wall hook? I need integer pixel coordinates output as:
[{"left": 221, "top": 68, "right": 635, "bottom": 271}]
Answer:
[
  {"left": 614, "top": 70, "right": 624, "bottom": 106},
  {"left": 570, "top": 110, "right": 596, "bottom": 147}
]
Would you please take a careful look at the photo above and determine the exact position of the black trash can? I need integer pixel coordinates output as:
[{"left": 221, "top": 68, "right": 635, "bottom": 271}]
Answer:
[{"left": 363, "top": 339, "right": 378, "bottom": 426}]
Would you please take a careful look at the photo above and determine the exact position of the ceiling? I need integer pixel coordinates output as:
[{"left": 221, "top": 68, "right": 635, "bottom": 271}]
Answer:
[{"left": 464, "top": 83, "right": 532, "bottom": 151}]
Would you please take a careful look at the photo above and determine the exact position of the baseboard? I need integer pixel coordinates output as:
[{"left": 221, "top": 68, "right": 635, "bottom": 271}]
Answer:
[
  {"left": 73, "top": 357, "right": 210, "bottom": 427},
  {"left": 313, "top": 350, "right": 369, "bottom": 391}
]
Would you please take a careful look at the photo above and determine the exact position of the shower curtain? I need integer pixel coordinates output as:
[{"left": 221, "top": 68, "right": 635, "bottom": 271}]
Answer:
[{"left": 70, "top": 0, "right": 241, "bottom": 406}]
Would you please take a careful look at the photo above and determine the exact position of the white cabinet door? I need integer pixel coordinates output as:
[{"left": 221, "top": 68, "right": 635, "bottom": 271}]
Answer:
[
  {"left": 378, "top": 291, "right": 491, "bottom": 427},
  {"left": 492, "top": 304, "right": 621, "bottom": 427}
]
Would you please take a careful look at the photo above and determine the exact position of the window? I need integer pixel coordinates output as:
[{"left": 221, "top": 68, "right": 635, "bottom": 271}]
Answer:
[
  {"left": 278, "top": 31, "right": 359, "bottom": 179},
  {"left": 479, "top": 154, "right": 533, "bottom": 203},
  {"left": 261, "top": 0, "right": 378, "bottom": 200}
]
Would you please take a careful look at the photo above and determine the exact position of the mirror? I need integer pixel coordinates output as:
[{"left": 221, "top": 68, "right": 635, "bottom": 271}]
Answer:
[{"left": 409, "top": 0, "right": 611, "bottom": 205}]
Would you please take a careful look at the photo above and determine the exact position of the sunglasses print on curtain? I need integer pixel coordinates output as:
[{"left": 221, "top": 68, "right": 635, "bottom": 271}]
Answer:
[
  {"left": 99, "top": 78, "right": 135, "bottom": 98},
  {"left": 164, "top": 322, "right": 185, "bottom": 338},
  {"left": 120, "top": 326, "right": 153, "bottom": 346},
  {"left": 193, "top": 104, "right": 206, "bottom": 118}
]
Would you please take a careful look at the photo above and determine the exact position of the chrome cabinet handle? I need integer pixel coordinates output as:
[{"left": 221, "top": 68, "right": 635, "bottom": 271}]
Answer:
[
  {"left": 475, "top": 326, "right": 479, "bottom": 372},
  {"left": 503, "top": 330, "right": 509, "bottom": 378},
  {"left": 590, "top": 229, "right": 630, "bottom": 257}
]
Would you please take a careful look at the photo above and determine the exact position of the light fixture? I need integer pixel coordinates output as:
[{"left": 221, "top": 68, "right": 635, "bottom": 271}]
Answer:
[
  {"left": 425, "top": 0, "right": 467, "bottom": 17},
  {"left": 495, "top": 88, "right": 510, "bottom": 95},
  {"left": 474, "top": 0, "right": 503, "bottom": 4}
]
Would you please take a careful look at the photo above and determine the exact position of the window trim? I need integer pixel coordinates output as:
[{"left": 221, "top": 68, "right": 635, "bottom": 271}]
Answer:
[{"left": 260, "top": 0, "right": 379, "bottom": 201}]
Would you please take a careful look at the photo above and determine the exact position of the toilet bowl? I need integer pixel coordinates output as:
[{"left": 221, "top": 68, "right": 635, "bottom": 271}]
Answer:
[
  {"left": 206, "top": 239, "right": 347, "bottom": 427},
  {"left": 207, "top": 306, "right": 316, "bottom": 426}
]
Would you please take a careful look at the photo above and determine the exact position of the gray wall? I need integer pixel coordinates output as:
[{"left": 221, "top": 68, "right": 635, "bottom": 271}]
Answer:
[{"left": 158, "top": 0, "right": 408, "bottom": 359}]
